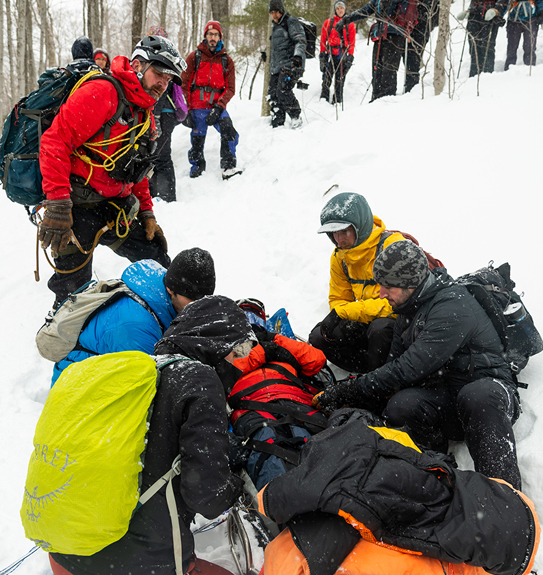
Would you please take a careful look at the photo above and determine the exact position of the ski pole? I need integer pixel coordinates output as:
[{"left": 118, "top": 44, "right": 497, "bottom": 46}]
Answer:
[
  {"left": 403, "top": 36, "right": 409, "bottom": 94},
  {"left": 457, "top": 28, "right": 468, "bottom": 78}
]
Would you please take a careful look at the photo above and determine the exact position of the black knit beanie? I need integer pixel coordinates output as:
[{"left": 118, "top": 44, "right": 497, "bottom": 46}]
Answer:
[
  {"left": 269, "top": 0, "right": 285, "bottom": 12},
  {"left": 373, "top": 241, "right": 429, "bottom": 289},
  {"left": 164, "top": 248, "right": 216, "bottom": 300}
]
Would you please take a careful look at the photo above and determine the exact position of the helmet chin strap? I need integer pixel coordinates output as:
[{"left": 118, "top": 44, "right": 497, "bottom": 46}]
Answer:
[{"left": 136, "top": 61, "right": 152, "bottom": 80}]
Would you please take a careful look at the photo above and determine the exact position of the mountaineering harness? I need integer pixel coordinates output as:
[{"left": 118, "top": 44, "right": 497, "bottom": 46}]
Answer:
[
  {"left": 30, "top": 70, "right": 156, "bottom": 280},
  {"left": 190, "top": 49, "right": 229, "bottom": 105}
]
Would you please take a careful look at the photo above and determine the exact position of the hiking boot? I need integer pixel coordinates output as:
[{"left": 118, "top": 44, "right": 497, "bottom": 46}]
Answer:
[
  {"left": 190, "top": 165, "right": 205, "bottom": 178},
  {"left": 291, "top": 116, "right": 303, "bottom": 129},
  {"left": 222, "top": 168, "right": 243, "bottom": 180}
]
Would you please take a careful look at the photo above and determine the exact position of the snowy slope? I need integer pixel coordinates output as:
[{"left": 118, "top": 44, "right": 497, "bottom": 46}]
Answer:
[{"left": 1, "top": 19, "right": 543, "bottom": 575}]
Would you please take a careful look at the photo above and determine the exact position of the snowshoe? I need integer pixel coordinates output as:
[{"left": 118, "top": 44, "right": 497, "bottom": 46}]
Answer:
[{"left": 222, "top": 168, "right": 243, "bottom": 180}]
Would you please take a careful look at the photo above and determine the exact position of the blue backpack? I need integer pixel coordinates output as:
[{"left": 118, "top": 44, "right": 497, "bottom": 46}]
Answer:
[{"left": 0, "top": 67, "right": 126, "bottom": 207}]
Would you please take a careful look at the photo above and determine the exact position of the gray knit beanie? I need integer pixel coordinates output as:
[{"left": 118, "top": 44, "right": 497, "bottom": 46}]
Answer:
[{"left": 373, "top": 241, "right": 429, "bottom": 289}]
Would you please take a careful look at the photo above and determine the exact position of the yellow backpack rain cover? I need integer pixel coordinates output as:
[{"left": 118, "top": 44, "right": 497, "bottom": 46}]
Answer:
[{"left": 20, "top": 350, "right": 158, "bottom": 555}]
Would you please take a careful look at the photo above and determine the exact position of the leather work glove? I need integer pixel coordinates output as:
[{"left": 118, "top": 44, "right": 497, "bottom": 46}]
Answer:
[
  {"left": 319, "top": 309, "right": 343, "bottom": 342},
  {"left": 319, "top": 52, "right": 328, "bottom": 72},
  {"left": 291, "top": 55, "right": 304, "bottom": 81},
  {"left": 182, "top": 110, "right": 195, "bottom": 129},
  {"left": 205, "top": 104, "right": 223, "bottom": 126},
  {"left": 38, "top": 198, "right": 73, "bottom": 253},
  {"left": 312, "top": 375, "right": 361, "bottom": 413},
  {"left": 457, "top": 9, "right": 469, "bottom": 20},
  {"left": 139, "top": 210, "right": 168, "bottom": 252}
]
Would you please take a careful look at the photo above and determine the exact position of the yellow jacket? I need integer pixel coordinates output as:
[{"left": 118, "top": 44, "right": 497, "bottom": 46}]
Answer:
[{"left": 329, "top": 216, "right": 404, "bottom": 323}]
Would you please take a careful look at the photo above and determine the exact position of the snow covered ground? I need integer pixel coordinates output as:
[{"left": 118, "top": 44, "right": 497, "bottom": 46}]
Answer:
[{"left": 1, "top": 17, "right": 543, "bottom": 575}]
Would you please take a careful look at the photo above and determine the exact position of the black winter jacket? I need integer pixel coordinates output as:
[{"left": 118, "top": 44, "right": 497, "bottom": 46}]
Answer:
[
  {"left": 270, "top": 13, "right": 307, "bottom": 75},
  {"left": 52, "top": 296, "right": 251, "bottom": 575},
  {"left": 260, "top": 409, "right": 538, "bottom": 575},
  {"left": 353, "top": 268, "right": 515, "bottom": 407}
]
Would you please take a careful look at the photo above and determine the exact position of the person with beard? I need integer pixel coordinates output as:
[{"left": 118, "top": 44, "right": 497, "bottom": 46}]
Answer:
[
  {"left": 38, "top": 35, "right": 186, "bottom": 307},
  {"left": 314, "top": 241, "right": 522, "bottom": 490},
  {"left": 181, "top": 21, "right": 241, "bottom": 180},
  {"left": 49, "top": 295, "right": 255, "bottom": 575}
]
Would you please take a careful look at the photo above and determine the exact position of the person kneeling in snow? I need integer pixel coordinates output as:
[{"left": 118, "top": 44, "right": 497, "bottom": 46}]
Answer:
[
  {"left": 257, "top": 408, "right": 540, "bottom": 575},
  {"left": 49, "top": 295, "right": 256, "bottom": 575}
]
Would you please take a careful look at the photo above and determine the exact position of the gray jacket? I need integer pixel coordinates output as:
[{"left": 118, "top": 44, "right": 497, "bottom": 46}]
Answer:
[{"left": 270, "top": 13, "right": 307, "bottom": 75}]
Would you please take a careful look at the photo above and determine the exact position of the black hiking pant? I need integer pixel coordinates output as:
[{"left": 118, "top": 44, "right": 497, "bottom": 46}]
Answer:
[
  {"left": 383, "top": 377, "right": 522, "bottom": 489},
  {"left": 320, "top": 55, "right": 350, "bottom": 104},
  {"left": 149, "top": 112, "right": 179, "bottom": 203},
  {"left": 48, "top": 196, "right": 170, "bottom": 306},
  {"left": 467, "top": 15, "right": 501, "bottom": 77},
  {"left": 308, "top": 317, "right": 395, "bottom": 373},
  {"left": 268, "top": 71, "right": 301, "bottom": 127},
  {"left": 505, "top": 18, "right": 538, "bottom": 70},
  {"left": 371, "top": 34, "right": 405, "bottom": 101}
]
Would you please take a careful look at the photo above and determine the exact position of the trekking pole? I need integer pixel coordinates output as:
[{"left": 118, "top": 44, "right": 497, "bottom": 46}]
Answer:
[
  {"left": 0, "top": 547, "right": 39, "bottom": 575},
  {"left": 482, "top": 21, "right": 494, "bottom": 74},
  {"left": 403, "top": 37, "right": 409, "bottom": 94},
  {"left": 457, "top": 28, "right": 468, "bottom": 78}
]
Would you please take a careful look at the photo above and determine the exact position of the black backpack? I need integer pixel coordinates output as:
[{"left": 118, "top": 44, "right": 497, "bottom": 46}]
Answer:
[
  {"left": 298, "top": 17, "right": 317, "bottom": 59},
  {"left": 455, "top": 262, "right": 543, "bottom": 381},
  {"left": 0, "top": 68, "right": 127, "bottom": 207}
]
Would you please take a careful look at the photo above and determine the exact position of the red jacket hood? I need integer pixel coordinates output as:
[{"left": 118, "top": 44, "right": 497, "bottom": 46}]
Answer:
[{"left": 111, "top": 55, "right": 158, "bottom": 110}]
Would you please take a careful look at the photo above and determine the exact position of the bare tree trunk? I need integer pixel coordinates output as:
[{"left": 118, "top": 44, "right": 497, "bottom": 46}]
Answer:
[
  {"left": 25, "top": 0, "right": 36, "bottom": 91},
  {"left": 210, "top": 0, "right": 229, "bottom": 46},
  {"left": 0, "top": 0, "right": 4, "bottom": 118},
  {"left": 434, "top": 0, "right": 452, "bottom": 95},
  {"left": 191, "top": 0, "right": 199, "bottom": 49},
  {"left": 16, "top": 0, "right": 27, "bottom": 99},
  {"left": 38, "top": 0, "right": 54, "bottom": 70},
  {"left": 132, "top": 0, "right": 144, "bottom": 47},
  {"left": 261, "top": 16, "right": 272, "bottom": 116},
  {"left": 160, "top": 0, "right": 168, "bottom": 27}
]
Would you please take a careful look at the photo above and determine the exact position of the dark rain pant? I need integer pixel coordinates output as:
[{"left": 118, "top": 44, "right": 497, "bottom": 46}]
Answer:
[
  {"left": 384, "top": 377, "right": 522, "bottom": 489},
  {"left": 371, "top": 34, "right": 405, "bottom": 101},
  {"left": 268, "top": 72, "right": 301, "bottom": 127},
  {"left": 47, "top": 197, "right": 170, "bottom": 306},
  {"left": 149, "top": 112, "right": 178, "bottom": 203},
  {"left": 505, "top": 18, "right": 538, "bottom": 70},
  {"left": 320, "top": 55, "right": 350, "bottom": 104},
  {"left": 467, "top": 16, "right": 501, "bottom": 77},
  {"left": 403, "top": 25, "right": 430, "bottom": 92},
  {"left": 308, "top": 317, "right": 395, "bottom": 373},
  {"left": 188, "top": 108, "right": 238, "bottom": 177}
]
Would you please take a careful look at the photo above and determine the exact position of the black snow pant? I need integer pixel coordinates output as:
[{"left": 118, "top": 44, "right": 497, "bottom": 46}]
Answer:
[
  {"left": 149, "top": 112, "right": 179, "bottom": 203},
  {"left": 403, "top": 25, "right": 431, "bottom": 92},
  {"left": 308, "top": 317, "right": 395, "bottom": 373},
  {"left": 47, "top": 196, "right": 170, "bottom": 306},
  {"left": 505, "top": 18, "right": 539, "bottom": 70},
  {"left": 371, "top": 34, "right": 405, "bottom": 101},
  {"left": 383, "top": 377, "right": 522, "bottom": 489},
  {"left": 268, "top": 71, "right": 301, "bottom": 127},
  {"left": 320, "top": 55, "right": 350, "bottom": 104},
  {"left": 467, "top": 15, "right": 501, "bottom": 77}
]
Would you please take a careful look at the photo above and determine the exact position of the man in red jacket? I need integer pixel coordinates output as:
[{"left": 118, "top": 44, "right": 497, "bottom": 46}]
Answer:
[
  {"left": 319, "top": 0, "right": 356, "bottom": 104},
  {"left": 181, "top": 21, "right": 241, "bottom": 180},
  {"left": 39, "top": 35, "right": 186, "bottom": 307}
]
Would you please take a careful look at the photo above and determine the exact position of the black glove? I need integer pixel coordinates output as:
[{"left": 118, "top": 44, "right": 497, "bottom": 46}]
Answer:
[
  {"left": 291, "top": 55, "right": 303, "bottom": 81},
  {"left": 228, "top": 431, "right": 251, "bottom": 472},
  {"left": 182, "top": 110, "right": 195, "bottom": 129},
  {"left": 38, "top": 198, "right": 73, "bottom": 253},
  {"left": 261, "top": 51, "right": 267, "bottom": 62},
  {"left": 319, "top": 309, "right": 343, "bottom": 342},
  {"left": 335, "top": 17, "right": 347, "bottom": 34},
  {"left": 312, "top": 375, "right": 361, "bottom": 413},
  {"left": 260, "top": 341, "right": 302, "bottom": 372},
  {"left": 494, "top": 13, "right": 506, "bottom": 26},
  {"left": 205, "top": 104, "right": 223, "bottom": 126},
  {"left": 343, "top": 53, "right": 354, "bottom": 72},
  {"left": 319, "top": 52, "right": 328, "bottom": 72},
  {"left": 254, "top": 326, "right": 277, "bottom": 343}
]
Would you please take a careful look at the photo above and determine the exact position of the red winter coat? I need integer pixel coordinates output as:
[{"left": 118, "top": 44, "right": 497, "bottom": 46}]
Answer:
[
  {"left": 180, "top": 42, "right": 235, "bottom": 110},
  {"left": 320, "top": 15, "right": 356, "bottom": 56},
  {"left": 231, "top": 334, "right": 326, "bottom": 424},
  {"left": 39, "top": 56, "right": 157, "bottom": 212}
]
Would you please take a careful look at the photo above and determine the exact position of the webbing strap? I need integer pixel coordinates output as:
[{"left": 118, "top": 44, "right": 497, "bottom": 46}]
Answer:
[
  {"left": 236, "top": 400, "right": 326, "bottom": 429},
  {"left": 244, "top": 438, "right": 301, "bottom": 466},
  {"left": 139, "top": 455, "right": 184, "bottom": 575}
]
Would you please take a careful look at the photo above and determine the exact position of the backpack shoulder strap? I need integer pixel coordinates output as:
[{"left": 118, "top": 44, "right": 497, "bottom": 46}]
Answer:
[{"left": 190, "top": 49, "right": 202, "bottom": 92}]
